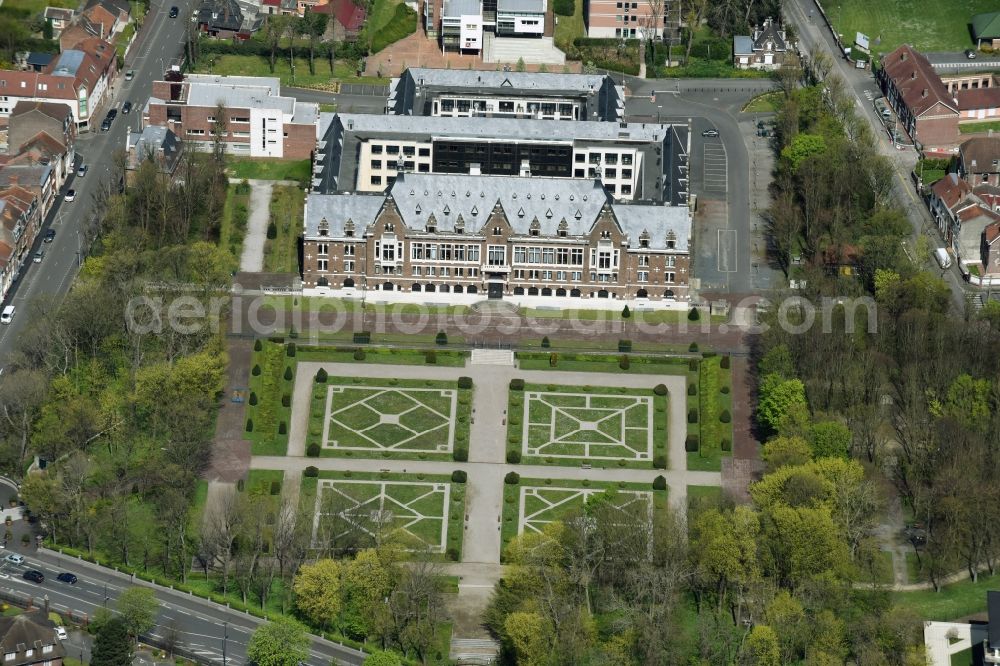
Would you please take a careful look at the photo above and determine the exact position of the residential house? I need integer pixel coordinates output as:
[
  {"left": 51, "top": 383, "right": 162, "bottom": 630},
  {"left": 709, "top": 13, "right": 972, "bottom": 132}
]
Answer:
[
  {"left": 301, "top": 171, "right": 692, "bottom": 304},
  {"left": 0, "top": 609, "right": 65, "bottom": 666},
  {"left": 958, "top": 136, "right": 1000, "bottom": 187},
  {"left": 0, "top": 164, "right": 56, "bottom": 223},
  {"left": 197, "top": 0, "right": 256, "bottom": 38},
  {"left": 314, "top": 0, "right": 366, "bottom": 40},
  {"left": 0, "top": 41, "right": 115, "bottom": 127},
  {"left": 585, "top": 0, "right": 666, "bottom": 39},
  {"left": 984, "top": 221, "right": 1000, "bottom": 277},
  {"left": 80, "top": 0, "right": 127, "bottom": 38},
  {"left": 144, "top": 74, "right": 318, "bottom": 158},
  {"left": 8, "top": 101, "right": 76, "bottom": 161},
  {"left": 127, "top": 125, "right": 182, "bottom": 176},
  {"left": 927, "top": 171, "right": 1000, "bottom": 265},
  {"left": 877, "top": 45, "right": 960, "bottom": 151},
  {"left": 929, "top": 173, "right": 971, "bottom": 242},
  {"left": 733, "top": 18, "right": 790, "bottom": 70},
  {"left": 261, "top": 0, "right": 281, "bottom": 14},
  {"left": 22, "top": 53, "right": 56, "bottom": 73},
  {"left": 43, "top": 7, "right": 76, "bottom": 37},
  {"left": 972, "top": 11, "right": 1000, "bottom": 49},
  {"left": 0, "top": 185, "right": 42, "bottom": 301},
  {"left": 955, "top": 87, "right": 1000, "bottom": 124}
]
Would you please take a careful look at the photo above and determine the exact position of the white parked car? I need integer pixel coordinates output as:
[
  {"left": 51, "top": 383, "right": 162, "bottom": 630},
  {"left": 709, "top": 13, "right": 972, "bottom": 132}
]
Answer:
[
  {"left": 55, "top": 627, "right": 68, "bottom": 640},
  {"left": 4, "top": 553, "right": 24, "bottom": 565}
]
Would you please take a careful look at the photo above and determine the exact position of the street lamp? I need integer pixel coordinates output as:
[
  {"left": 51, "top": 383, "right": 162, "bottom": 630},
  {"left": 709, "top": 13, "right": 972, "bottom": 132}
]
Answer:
[
  {"left": 222, "top": 621, "right": 228, "bottom": 666},
  {"left": 103, "top": 582, "right": 109, "bottom": 608}
]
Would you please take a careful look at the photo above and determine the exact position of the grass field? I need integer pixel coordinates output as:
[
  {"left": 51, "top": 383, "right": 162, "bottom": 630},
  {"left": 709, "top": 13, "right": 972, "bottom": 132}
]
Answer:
[
  {"left": 500, "top": 478, "right": 666, "bottom": 558},
  {"left": 743, "top": 91, "right": 782, "bottom": 113},
  {"left": 687, "top": 356, "right": 733, "bottom": 472},
  {"left": 264, "top": 185, "right": 303, "bottom": 274},
  {"left": 220, "top": 182, "right": 250, "bottom": 263},
  {"left": 302, "top": 470, "right": 466, "bottom": 559},
  {"left": 959, "top": 119, "right": 1000, "bottom": 134},
  {"left": 194, "top": 54, "right": 354, "bottom": 89},
  {"left": 517, "top": 352, "right": 690, "bottom": 375},
  {"left": 227, "top": 157, "right": 312, "bottom": 184},
  {"left": 825, "top": 0, "right": 996, "bottom": 55},
  {"left": 554, "top": 0, "right": 585, "bottom": 52},
  {"left": 311, "top": 375, "right": 472, "bottom": 460},
  {"left": 507, "top": 383, "right": 668, "bottom": 469},
  {"left": 297, "top": 345, "right": 468, "bottom": 367},
  {"left": 893, "top": 571, "right": 1000, "bottom": 620}
]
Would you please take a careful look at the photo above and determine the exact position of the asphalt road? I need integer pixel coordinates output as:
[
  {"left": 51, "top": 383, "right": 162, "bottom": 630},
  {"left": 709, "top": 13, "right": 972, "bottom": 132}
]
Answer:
[
  {"left": 787, "top": 0, "right": 970, "bottom": 311},
  {"left": 1, "top": 547, "right": 365, "bottom": 665}
]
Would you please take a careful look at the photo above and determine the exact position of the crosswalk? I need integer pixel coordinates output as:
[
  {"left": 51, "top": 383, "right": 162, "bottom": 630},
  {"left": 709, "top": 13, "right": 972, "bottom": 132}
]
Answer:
[{"left": 864, "top": 89, "right": 875, "bottom": 101}]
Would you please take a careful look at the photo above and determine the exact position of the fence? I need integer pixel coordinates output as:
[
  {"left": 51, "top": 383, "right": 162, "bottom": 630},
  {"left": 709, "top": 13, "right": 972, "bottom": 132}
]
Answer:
[{"left": 339, "top": 83, "right": 390, "bottom": 97}]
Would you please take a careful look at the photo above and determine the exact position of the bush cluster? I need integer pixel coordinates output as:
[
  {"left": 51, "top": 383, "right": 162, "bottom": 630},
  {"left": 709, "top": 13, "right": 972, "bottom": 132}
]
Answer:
[
  {"left": 307, "top": 443, "right": 321, "bottom": 457},
  {"left": 304, "top": 466, "right": 319, "bottom": 477},
  {"left": 507, "top": 450, "right": 522, "bottom": 464},
  {"left": 451, "top": 470, "right": 467, "bottom": 483},
  {"left": 685, "top": 435, "right": 699, "bottom": 452},
  {"left": 653, "top": 383, "right": 668, "bottom": 396},
  {"left": 510, "top": 378, "right": 525, "bottom": 391},
  {"left": 618, "top": 339, "right": 632, "bottom": 353},
  {"left": 458, "top": 376, "right": 473, "bottom": 389},
  {"left": 453, "top": 447, "right": 468, "bottom": 462},
  {"left": 315, "top": 368, "right": 328, "bottom": 383},
  {"left": 505, "top": 472, "right": 521, "bottom": 485},
  {"left": 688, "top": 409, "right": 698, "bottom": 424},
  {"left": 652, "top": 475, "right": 667, "bottom": 490}
]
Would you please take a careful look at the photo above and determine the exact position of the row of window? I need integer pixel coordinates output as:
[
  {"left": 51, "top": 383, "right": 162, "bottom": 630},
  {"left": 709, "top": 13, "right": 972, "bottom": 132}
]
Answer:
[
  {"left": 412, "top": 266, "right": 479, "bottom": 277},
  {"left": 576, "top": 152, "right": 634, "bottom": 166},
  {"left": 512, "top": 246, "right": 585, "bottom": 266},
  {"left": 370, "top": 145, "right": 431, "bottom": 156},
  {"left": 637, "top": 271, "right": 676, "bottom": 283},
  {"left": 411, "top": 243, "right": 482, "bottom": 261}
]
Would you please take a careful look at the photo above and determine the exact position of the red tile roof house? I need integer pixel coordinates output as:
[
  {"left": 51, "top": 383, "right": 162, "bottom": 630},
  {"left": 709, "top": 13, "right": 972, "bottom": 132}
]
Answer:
[
  {"left": 7, "top": 101, "right": 77, "bottom": 189},
  {"left": 0, "top": 185, "right": 42, "bottom": 301},
  {"left": 958, "top": 136, "right": 1000, "bottom": 187},
  {"left": 927, "top": 172, "right": 1000, "bottom": 266},
  {"left": 984, "top": 221, "right": 1000, "bottom": 275},
  {"left": 929, "top": 173, "right": 972, "bottom": 245},
  {"left": 0, "top": 42, "right": 116, "bottom": 128},
  {"left": 955, "top": 87, "right": 1000, "bottom": 126},
  {"left": 314, "top": 0, "right": 366, "bottom": 39},
  {"left": 43, "top": 6, "right": 76, "bottom": 37},
  {"left": 878, "top": 45, "right": 960, "bottom": 151}
]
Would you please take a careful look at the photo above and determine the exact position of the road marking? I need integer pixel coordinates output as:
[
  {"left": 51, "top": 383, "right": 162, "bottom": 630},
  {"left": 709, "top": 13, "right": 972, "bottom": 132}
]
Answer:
[{"left": 717, "top": 229, "right": 738, "bottom": 273}]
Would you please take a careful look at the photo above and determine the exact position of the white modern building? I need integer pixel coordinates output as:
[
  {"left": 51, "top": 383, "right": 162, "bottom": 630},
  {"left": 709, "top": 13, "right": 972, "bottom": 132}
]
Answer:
[{"left": 438, "top": 0, "right": 546, "bottom": 52}]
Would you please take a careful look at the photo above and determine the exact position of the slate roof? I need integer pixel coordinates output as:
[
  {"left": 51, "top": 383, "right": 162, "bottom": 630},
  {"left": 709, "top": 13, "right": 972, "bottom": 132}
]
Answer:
[
  {"left": 305, "top": 172, "right": 691, "bottom": 250},
  {"left": 881, "top": 45, "right": 957, "bottom": 117},
  {"left": 751, "top": 18, "right": 786, "bottom": 52},
  {"left": 129, "top": 125, "right": 181, "bottom": 171},
  {"left": 198, "top": 0, "right": 243, "bottom": 31},
  {"left": 972, "top": 12, "right": 1000, "bottom": 41},
  {"left": 443, "top": 0, "right": 480, "bottom": 17},
  {"left": 955, "top": 87, "right": 1000, "bottom": 111},
  {"left": 960, "top": 136, "right": 1000, "bottom": 172},
  {"left": 0, "top": 610, "right": 64, "bottom": 666},
  {"left": 733, "top": 35, "right": 752, "bottom": 56},
  {"left": 10, "top": 100, "right": 72, "bottom": 123}
]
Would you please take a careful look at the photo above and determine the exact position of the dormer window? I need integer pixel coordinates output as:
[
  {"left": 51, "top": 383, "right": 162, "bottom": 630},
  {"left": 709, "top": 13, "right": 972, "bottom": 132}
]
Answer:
[
  {"left": 601, "top": 230, "right": 611, "bottom": 239},
  {"left": 639, "top": 230, "right": 650, "bottom": 248},
  {"left": 529, "top": 218, "right": 541, "bottom": 236},
  {"left": 384, "top": 222, "right": 394, "bottom": 232},
  {"left": 558, "top": 218, "right": 569, "bottom": 237},
  {"left": 427, "top": 223, "right": 436, "bottom": 233},
  {"left": 666, "top": 230, "right": 676, "bottom": 249},
  {"left": 318, "top": 217, "right": 329, "bottom": 237},
  {"left": 493, "top": 226, "right": 502, "bottom": 235},
  {"left": 344, "top": 219, "right": 355, "bottom": 238}
]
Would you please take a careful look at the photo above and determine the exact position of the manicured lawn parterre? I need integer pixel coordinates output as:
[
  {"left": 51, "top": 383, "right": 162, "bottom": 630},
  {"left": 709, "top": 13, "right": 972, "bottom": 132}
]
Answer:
[
  {"left": 264, "top": 185, "right": 304, "bottom": 274},
  {"left": 826, "top": 0, "right": 997, "bottom": 55},
  {"left": 743, "top": 91, "right": 782, "bottom": 113},
  {"left": 309, "top": 375, "right": 472, "bottom": 461},
  {"left": 506, "top": 383, "right": 668, "bottom": 469},
  {"left": 687, "top": 355, "right": 733, "bottom": 472},
  {"left": 297, "top": 345, "right": 468, "bottom": 366},
  {"left": 300, "top": 470, "right": 467, "bottom": 560},
  {"left": 500, "top": 478, "right": 667, "bottom": 558},
  {"left": 245, "top": 340, "right": 296, "bottom": 456},
  {"left": 893, "top": 571, "right": 1000, "bottom": 620},
  {"left": 517, "top": 351, "right": 690, "bottom": 375}
]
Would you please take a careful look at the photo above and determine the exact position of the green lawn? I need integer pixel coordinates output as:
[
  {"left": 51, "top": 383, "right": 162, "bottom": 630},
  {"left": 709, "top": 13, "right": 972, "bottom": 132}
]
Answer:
[
  {"left": 687, "top": 356, "right": 732, "bottom": 472},
  {"left": 310, "top": 375, "right": 472, "bottom": 461},
  {"left": 826, "top": 0, "right": 997, "bottom": 55},
  {"left": 960, "top": 119, "right": 1000, "bottom": 134},
  {"left": 188, "top": 479, "right": 209, "bottom": 533},
  {"left": 227, "top": 158, "right": 311, "bottom": 185},
  {"left": 246, "top": 341, "right": 295, "bottom": 456},
  {"left": 220, "top": 182, "right": 250, "bottom": 264},
  {"left": 554, "top": 0, "right": 585, "bottom": 52},
  {"left": 893, "top": 571, "right": 1000, "bottom": 620},
  {"left": 501, "top": 478, "right": 666, "bottom": 559},
  {"left": 951, "top": 648, "right": 973, "bottom": 666},
  {"left": 296, "top": 345, "right": 468, "bottom": 366},
  {"left": 264, "top": 185, "right": 304, "bottom": 274},
  {"left": 906, "top": 551, "right": 927, "bottom": 584},
  {"left": 743, "top": 91, "right": 782, "bottom": 113},
  {"left": 0, "top": 0, "right": 73, "bottom": 15},
  {"left": 302, "top": 470, "right": 466, "bottom": 560},
  {"left": 507, "top": 383, "right": 668, "bottom": 469},
  {"left": 194, "top": 53, "right": 355, "bottom": 89}
]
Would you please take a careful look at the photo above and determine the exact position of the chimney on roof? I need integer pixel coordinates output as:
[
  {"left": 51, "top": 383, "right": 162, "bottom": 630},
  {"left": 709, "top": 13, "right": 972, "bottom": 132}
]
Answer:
[
  {"left": 901, "top": 51, "right": 907, "bottom": 61},
  {"left": 922, "top": 88, "right": 928, "bottom": 98}
]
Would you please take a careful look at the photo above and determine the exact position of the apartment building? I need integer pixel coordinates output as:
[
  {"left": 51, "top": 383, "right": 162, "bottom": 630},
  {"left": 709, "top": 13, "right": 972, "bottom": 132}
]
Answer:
[
  {"left": 144, "top": 74, "right": 319, "bottom": 158},
  {"left": 585, "top": 0, "right": 665, "bottom": 38},
  {"left": 878, "top": 45, "right": 960, "bottom": 151},
  {"left": 387, "top": 67, "right": 626, "bottom": 122},
  {"left": 436, "top": 0, "right": 546, "bottom": 52},
  {"left": 315, "top": 113, "right": 689, "bottom": 203},
  {"left": 301, "top": 172, "right": 691, "bottom": 303},
  {"left": 0, "top": 44, "right": 115, "bottom": 127}
]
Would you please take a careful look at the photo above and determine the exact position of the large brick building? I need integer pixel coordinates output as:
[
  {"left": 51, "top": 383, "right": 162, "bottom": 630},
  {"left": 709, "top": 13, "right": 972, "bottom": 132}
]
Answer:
[
  {"left": 584, "top": 0, "right": 669, "bottom": 38},
  {"left": 877, "top": 45, "right": 959, "bottom": 151},
  {"left": 302, "top": 172, "right": 691, "bottom": 303},
  {"left": 144, "top": 74, "right": 318, "bottom": 159}
]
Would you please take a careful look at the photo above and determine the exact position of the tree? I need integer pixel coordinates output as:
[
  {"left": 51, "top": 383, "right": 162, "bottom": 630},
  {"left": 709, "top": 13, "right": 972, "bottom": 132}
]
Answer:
[
  {"left": 0, "top": 368, "right": 47, "bottom": 468},
  {"left": 304, "top": 9, "right": 329, "bottom": 75},
  {"left": 683, "top": 0, "right": 708, "bottom": 61},
  {"left": 116, "top": 586, "right": 158, "bottom": 641},
  {"left": 504, "top": 611, "right": 553, "bottom": 666},
  {"left": 807, "top": 421, "right": 851, "bottom": 459},
  {"left": 363, "top": 651, "right": 403, "bottom": 666},
  {"left": 293, "top": 558, "right": 344, "bottom": 629},
  {"left": 247, "top": 617, "right": 310, "bottom": 666},
  {"left": 756, "top": 374, "right": 807, "bottom": 436},
  {"left": 742, "top": 625, "right": 781, "bottom": 666},
  {"left": 91, "top": 617, "right": 132, "bottom": 666},
  {"left": 264, "top": 15, "right": 285, "bottom": 73},
  {"left": 781, "top": 133, "right": 826, "bottom": 170},
  {"left": 761, "top": 436, "right": 812, "bottom": 471}
]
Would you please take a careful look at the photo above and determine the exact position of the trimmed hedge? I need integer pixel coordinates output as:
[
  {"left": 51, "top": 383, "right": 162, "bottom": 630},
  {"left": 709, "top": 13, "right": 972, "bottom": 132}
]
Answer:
[
  {"left": 553, "top": 0, "right": 573, "bottom": 15},
  {"left": 246, "top": 419, "right": 254, "bottom": 432},
  {"left": 353, "top": 331, "right": 371, "bottom": 344},
  {"left": 618, "top": 339, "right": 632, "bottom": 353},
  {"left": 720, "top": 410, "right": 731, "bottom": 424},
  {"left": 549, "top": 352, "right": 559, "bottom": 367},
  {"left": 685, "top": 434, "right": 699, "bottom": 452},
  {"left": 688, "top": 409, "right": 698, "bottom": 424},
  {"left": 353, "top": 348, "right": 366, "bottom": 361},
  {"left": 458, "top": 376, "right": 473, "bottom": 389},
  {"left": 687, "top": 383, "right": 697, "bottom": 396},
  {"left": 654, "top": 455, "right": 667, "bottom": 470},
  {"left": 688, "top": 307, "right": 700, "bottom": 321},
  {"left": 269, "top": 480, "right": 281, "bottom": 495},
  {"left": 541, "top": 336, "right": 550, "bottom": 348},
  {"left": 278, "top": 421, "right": 287, "bottom": 435},
  {"left": 688, "top": 359, "right": 699, "bottom": 372},
  {"left": 249, "top": 392, "right": 258, "bottom": 406},
  {"left": 689, "top": 342, "right": 699, "bottom": 353},
  {"left": 653, "top": 475, "right": 667, "bottom": 491},
  {"left": 435, "top": 331, "right": 448, "bottom": 346},
  {"left": 505, "top": 471, "right": 521, "bottom": 485},
  {"left": 253, "top": 339, "right": 262, "bottom": 352},
  {"left": 281, "top": 394, "right": 291, "bottom": 408},
  {"left": 510, "top": 378, "right": 525, "bottom": 391},
  {"left": 453, "top": 447, "right": 468, "bottom": 462},
  {"left": 283, "top": 366, "right": 293, "bottom": 381},
  {"left": 451, "top": 470, "right": 467, "bottom": 483},
  {"left": 286, "top": 342, "right": 296, "bottom": 357},
  {"left": 721, "top": 438, "right": 732, "bottom": 452},
  {"left": 425, "top": 350, "right": 437, "bottom": 364},
  {"left": 304, "top": 465, "right": 319, "bottom": 477},
  {"left": 720, "top": 355, "right": 731, "bottom": 369},
  {"left": 252, "top": 364, "right": 261, "bottom": 376},
  {"left": 653, "top": 383, "right": 668, "bottom": 396},
  {"left": 307, "top": 443, "right": 321, "bottom": 457},
  {"left": 316, "top": 368, "right": 328, "bottom": 382},
  {"left": 506, "top": 450, "right": 522, "bottom": 464},
  {"left": 721, "top": 385, "right": 730, "bottom": 395},
  {"left": 619, "top": 354, "right": 630, "bottom": 370}
]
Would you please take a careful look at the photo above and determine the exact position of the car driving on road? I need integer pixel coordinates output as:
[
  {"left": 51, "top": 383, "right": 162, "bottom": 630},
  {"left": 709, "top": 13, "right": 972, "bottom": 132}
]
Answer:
[
  {"left": 122, "top": 101, "right": 133, "bottom": 114},
  {"left": 701, "top": 128, "right": 720, "bottom": 138},
  {"left": 169, "top": 5, "right": 179, "bottom": 16},
  {"left": 22, "top": 570, "right": 44, "bottom": 583},
  {"left": 56, "top": 572, "right": 78, "bottom": 584},
  {"left": 101, "top": 108, "right": 117, "bottom": 131},
  {"left": 5, "top": 553, "right": 24, "bottom": 565}
]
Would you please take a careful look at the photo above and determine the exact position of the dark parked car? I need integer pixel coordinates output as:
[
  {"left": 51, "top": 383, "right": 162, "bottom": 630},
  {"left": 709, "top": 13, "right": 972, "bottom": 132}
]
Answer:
[
  {"left": 122, "top": 101, "right": 133, "bottom": 114},
  {"left": 56, "top": 572, "right": 77, "bottom": 584},
  {"left": 43, "top": 229, "right": 55, "bottom": 243},
  {"left": 23, "top": 570, "right": 44, "bottom": 583},
  {"left": 168, "top": 5, "right": 179, "bottom": 17}
]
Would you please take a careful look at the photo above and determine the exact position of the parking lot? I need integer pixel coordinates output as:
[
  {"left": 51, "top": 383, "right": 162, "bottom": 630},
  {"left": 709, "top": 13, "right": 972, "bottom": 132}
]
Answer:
[{"left": 702, "top": 142, "right": 729, "bottom": 195}]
